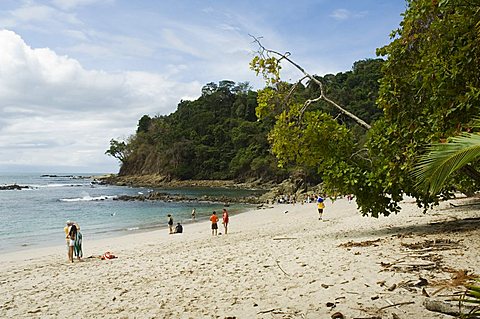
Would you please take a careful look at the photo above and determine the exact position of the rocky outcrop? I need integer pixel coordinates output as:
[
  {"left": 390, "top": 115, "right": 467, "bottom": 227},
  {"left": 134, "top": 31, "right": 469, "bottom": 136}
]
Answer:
[
  {"left": 98, "top": 174, "right": 272, "bottom": 190},
  {"left": 114, "top": 191, "right": 263, "bottom": 204},
  {"left": 0, "top": 184, "right": 30, "bottom": 190}
]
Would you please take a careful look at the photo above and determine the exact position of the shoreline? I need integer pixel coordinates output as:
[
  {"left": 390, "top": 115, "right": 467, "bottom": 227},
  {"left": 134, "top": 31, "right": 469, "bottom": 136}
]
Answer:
[
  {"left": 1, "top": 197, "right": 479, "bottom": 318},
  {"left": 0, "top": 202, "right": 254, "bottom": 259}
]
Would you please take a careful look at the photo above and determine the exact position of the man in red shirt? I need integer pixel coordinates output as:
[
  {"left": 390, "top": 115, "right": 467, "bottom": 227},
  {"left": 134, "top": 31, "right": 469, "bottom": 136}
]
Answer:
[
  {"left": 210, "top": 211, "right": 219, "bottom": 235},
  {"left": 222, "top": 208, "right": 229, "bottom": 235}
]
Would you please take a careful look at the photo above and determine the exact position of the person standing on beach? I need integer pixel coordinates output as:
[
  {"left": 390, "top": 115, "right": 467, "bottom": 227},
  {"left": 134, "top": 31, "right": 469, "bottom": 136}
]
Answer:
[
  {"left": 67, "top": 224, "right": 77, "bottom": 263},
  {"left": 191, "top": 208, "right": 196, "bottom": 221},
  {"left": 167, "top": 214, "right": 174, "bottom": 234},
  {"left": 210, "top": 211, "right": 219, "bottom": 236},
  {"left": 64, "top": 220, "right": 74, "bottom": 260},
  {"left": 74, "top": 223, "right": 83, "bottom": 261},
  {"left": 317, "top": 196, "right": 325, "bottom": 220},
  {"left": 222, "top": 208, "right": 229, "bottom": 235}
]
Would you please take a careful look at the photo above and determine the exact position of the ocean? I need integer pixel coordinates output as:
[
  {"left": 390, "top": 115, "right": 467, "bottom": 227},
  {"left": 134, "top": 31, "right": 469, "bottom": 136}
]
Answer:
[{"left": 0, "top": 173, "right": 260, "bottom": 253}]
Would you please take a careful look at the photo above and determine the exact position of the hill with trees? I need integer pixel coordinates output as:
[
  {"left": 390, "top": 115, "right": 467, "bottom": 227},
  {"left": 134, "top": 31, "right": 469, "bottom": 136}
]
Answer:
[{"left": 106, "top": 60, "right": 384, "bottom": 185}]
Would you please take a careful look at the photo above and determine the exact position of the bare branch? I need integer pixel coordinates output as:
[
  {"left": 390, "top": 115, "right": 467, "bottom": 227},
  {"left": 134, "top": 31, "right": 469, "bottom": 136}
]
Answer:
[
  {"left": 282, "top": 75, "right": 308, "bottom": 108},
  {"left": 251, "top": 35, "right": 372, "bottom": 130}
]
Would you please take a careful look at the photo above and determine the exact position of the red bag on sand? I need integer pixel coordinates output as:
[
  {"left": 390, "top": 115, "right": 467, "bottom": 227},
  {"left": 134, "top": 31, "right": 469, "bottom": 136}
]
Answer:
[{"left": 100, "top": 251, "right": 117, "bottom": 260}]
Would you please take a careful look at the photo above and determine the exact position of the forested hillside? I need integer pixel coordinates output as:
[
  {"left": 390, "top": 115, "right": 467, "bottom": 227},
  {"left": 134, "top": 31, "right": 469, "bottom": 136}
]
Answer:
[{"left": 106, "top": 59, "right": 384, "bottom": 183}]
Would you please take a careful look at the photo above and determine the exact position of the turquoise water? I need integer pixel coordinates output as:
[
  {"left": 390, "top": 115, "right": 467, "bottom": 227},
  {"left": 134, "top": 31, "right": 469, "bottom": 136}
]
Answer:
[{"left": 0, "top": 173, "right": 260, "bottom": 253}]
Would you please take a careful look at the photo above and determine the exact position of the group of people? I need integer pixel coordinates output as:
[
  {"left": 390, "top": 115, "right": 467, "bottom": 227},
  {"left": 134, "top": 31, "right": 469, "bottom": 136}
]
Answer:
[
  {"left": 64, "top": 220, "right": 83, "bottom": 263},
  {"left": 166, "top": 207, "right": 230, "bottom": 236},
  {"left": 209, "top": 208, "right": 229, "bottom": 236},
  {"left": 167, "top": 214, "right": 183, "bottom": 234}
]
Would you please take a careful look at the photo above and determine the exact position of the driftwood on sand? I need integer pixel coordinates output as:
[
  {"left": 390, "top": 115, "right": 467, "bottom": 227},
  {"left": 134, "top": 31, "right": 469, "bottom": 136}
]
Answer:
[{"left": 424, "top": 299, "right": 478, "bottom": 316}]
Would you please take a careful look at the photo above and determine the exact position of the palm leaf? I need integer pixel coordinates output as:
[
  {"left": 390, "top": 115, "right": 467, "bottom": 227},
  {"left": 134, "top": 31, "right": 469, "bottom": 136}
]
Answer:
[{"left": 411, "top": 132, "right": 480, "bottom": 195}]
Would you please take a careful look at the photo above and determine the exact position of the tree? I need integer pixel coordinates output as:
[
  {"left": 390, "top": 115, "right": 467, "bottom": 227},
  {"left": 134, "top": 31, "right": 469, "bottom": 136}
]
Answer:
[
  {"left": 250, "top": 0, "right": 480, "bottom": 216},
  {"left": 137, "top": 115, "right": 152, "bottom": 133},
  {"left": 411, "top": 126, "right": 480, "bottom": 196},
  {"left": 105, "top": 139, "right": 129, "bottom": 163}
]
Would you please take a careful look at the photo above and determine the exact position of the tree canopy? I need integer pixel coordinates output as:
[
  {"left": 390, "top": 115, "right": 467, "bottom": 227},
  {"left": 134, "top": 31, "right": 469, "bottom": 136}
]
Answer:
[{"left": 250, "top": 0, "right": 480, "bottom": 216}]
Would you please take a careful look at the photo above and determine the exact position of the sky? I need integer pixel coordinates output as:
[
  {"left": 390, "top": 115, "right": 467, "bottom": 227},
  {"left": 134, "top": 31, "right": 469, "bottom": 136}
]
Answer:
[{"left": 0, "top": 0, "right": 407, "bottom": 174}]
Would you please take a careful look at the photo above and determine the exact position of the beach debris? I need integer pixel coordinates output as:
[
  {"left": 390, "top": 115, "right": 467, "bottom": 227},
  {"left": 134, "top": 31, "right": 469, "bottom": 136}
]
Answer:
[
  {"left": 224, "top": 317, "right": 237, "bottom": 319},
  {"left": 275, "top": 260, "right": 290, "bottom": 277},
  {"left": 257, "top": 307, "right": 304, "bottom": 317},
  {"left": 414, "top": 277, "right": 428, "bottom": 287},
  {"left": 27, "top": 309, "right": 41, "bottom": 314},
  {"left": 331, "top": 312, "right": 345, "bottom": 319},
  {"left": 391, "top": 260, "right": 436, "bottom": 270},
  {"left": 378, "top": 301, "right": 415, "bottom": 310},
  {"left": 273, "top": 237, "right": 297, "bottom": 240},
  {"left": 339, "top": 239, "right": 382, "bottom": 248},
  {"left": 428, "top": 269, "right": 479, "bottom": 295},
  {"left": 422, "top": 288, "right": 430, "bottom": 297},
  {"left": 424, "top": 299, "right": 478, "bottom": 316},
  {"left": 401, "top": 238, "right": 460, "bottom": 251},
  {"left": 371, "top": 295, "right": 379, "bottom": 300},
  {"left": 387, "top": 283, "right": 397, "bottom": 291},
  {"left": 322, "top": 283, "right": 332, "bottom": 289},
  {"left": 326, "top": 301, "right": 336, "bottom": 308}
]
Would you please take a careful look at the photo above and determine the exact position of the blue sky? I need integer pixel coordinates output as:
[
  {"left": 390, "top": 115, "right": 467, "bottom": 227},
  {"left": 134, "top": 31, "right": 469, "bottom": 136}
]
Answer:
[{"left": 0, "top": 0, "right": 406, "bottom": 173}]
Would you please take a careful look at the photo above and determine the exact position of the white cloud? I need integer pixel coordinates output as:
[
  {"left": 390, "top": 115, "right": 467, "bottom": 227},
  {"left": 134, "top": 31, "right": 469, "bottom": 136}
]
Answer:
[
  {"left": 8, "top": 3, "right": 81, "bottom": 25},
  {"left": 51, "top": 0, "right": 115, "bottom": 11},
  {"left": 330, "top": 8, "right": 368, "bottom": 21},
  {"left": 0, "top": 29, "right": 202, "bottom": 172},
  {"left": 330, "top": 9, "right": 350, "bottom": 20}
]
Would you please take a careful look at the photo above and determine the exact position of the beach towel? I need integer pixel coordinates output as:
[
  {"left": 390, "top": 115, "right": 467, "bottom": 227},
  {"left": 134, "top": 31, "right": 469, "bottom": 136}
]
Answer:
[{"left": 74, "top": 231, "right": 83, "bottom": 258}]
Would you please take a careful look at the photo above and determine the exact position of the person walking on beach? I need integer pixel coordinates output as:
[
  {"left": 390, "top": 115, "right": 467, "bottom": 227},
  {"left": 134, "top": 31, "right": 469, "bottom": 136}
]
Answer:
[
  {"left": 222, "top": 208, "right": 229, "bottom": 235},
  {"left": 210, "top": 211, "right": 219, "bottom": 236},
  {"left": 67, "top": 223, "right": 77, "bottom": 263},
  {"left": 74, "top": 223, "right": 83, "bottom": 261},
  {"left": 191, "top": 208, "right": 196, "bottom": 221},
  {"left": 167, "top": 214, "right": 174, "bottom": 234},
  {"left": 317, "top": 196, "right": 325, "bottom": 220}
]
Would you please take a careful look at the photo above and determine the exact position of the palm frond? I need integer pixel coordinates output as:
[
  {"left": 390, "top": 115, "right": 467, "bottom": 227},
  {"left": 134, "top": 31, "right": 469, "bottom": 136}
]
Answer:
[{"left": 411, "top": 132, "right": 480, "bottom": 195}]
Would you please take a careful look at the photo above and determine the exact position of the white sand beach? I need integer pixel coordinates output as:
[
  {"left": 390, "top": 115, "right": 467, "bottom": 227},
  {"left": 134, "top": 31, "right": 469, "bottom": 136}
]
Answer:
[{"left": 1, "top": 197, "right": 479, "bottom": 318}]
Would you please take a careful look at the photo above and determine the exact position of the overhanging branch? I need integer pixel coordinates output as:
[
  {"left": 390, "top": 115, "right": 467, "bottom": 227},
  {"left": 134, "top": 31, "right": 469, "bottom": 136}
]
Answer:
[{"left": 251, "top": 35, "right": 372, "bottom": 130}]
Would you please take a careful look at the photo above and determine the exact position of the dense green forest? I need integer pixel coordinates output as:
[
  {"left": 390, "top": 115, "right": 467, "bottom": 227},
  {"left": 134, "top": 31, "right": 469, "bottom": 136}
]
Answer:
[{"left": 106, "top": 59, "right": 384, "bottom": 183}]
